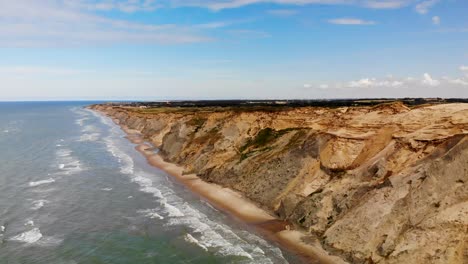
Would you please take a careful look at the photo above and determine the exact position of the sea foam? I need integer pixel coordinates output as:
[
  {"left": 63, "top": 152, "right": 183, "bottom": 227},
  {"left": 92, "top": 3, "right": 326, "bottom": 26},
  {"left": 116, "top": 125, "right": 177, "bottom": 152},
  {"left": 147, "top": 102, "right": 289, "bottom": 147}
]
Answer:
[
  {"left": 10, "top": 228, "right": 43, "bottom": 243},
  {"left": 138, "top": 209, "right": 164, "bottom": 220},
  {"left": 31, "top": 200, "right": 49, "bottom": 210},
  {"left": 104, "top": 137, "right": 134, "bottom": 174},
  {"left": 29, "top": 178, "right": 55, "bottom": 187},
  {"left": 185, "top": 234, "right": 208, "bottom": 251}
]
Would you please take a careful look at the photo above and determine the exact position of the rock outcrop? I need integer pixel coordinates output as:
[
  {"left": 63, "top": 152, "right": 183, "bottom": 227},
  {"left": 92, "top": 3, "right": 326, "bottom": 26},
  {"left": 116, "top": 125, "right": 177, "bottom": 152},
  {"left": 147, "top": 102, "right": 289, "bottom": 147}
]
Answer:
[{"left": 90, "top": 102, "right": 468, "bottom": 264}]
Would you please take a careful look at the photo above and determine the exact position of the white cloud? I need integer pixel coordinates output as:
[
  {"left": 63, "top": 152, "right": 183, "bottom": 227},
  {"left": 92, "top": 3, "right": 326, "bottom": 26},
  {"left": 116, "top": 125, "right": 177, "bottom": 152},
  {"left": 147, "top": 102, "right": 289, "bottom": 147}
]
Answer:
[
  {"left": 432, "top": 16, "right": 440, "bottom": 25},
  {"left": 328, "top": 18, "right": 376, "bottom": 25},
  {"left": 347, "top": 78, "right": 403, "bottom": 88},
  {"left": 0, "top": 0, "right": 210, "bottom": 47},
  {"left": 349, "top": 78, "right": 375, "bottom": 87},
  {"left": 460, "top": 65, "right": 468, "bottom": 72},
  {"left": 303, "top": 84, "right": 312, "bottom": 88},
  {"left": 422, "top": 73, "right": 440, "bottom": 86},
  {"left": 364, "top": 0, "right": 410, "bottom": 9},
  {"left": 415, "top": 0, "right": 439, "bottom": 14},
  {"left": 64, "top": 0, "right": 160, "bottom": 13},
  {"left": 170, "top": 0, "right": 414, "bottom": 11},
  {"left": 300, "top": 70, "right": 468, "bottom": 98}
]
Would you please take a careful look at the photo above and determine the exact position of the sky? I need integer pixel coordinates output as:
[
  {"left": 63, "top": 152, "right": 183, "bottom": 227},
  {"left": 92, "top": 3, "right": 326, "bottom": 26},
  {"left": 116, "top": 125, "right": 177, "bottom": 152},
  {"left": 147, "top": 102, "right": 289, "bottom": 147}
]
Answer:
[{"left": 0, "top": 0, "right": 467, "bottom": 100}]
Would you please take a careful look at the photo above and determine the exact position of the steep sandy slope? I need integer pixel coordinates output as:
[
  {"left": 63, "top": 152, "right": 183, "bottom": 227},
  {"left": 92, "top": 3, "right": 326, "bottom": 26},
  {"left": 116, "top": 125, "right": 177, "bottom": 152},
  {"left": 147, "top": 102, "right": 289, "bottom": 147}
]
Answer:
[{"left": 91, "top": 102, "right": 468, "bottom": 263}]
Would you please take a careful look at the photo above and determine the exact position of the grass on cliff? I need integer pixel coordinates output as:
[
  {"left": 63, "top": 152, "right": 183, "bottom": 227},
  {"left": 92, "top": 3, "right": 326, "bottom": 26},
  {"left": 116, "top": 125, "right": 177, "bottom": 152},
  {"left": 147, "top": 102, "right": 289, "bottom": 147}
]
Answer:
[
  {"left": 187, "top": 117, "right": 207, "bottom": 132},
  {"left": 238, "top": 127, "right": 303, "bottom": 161}
]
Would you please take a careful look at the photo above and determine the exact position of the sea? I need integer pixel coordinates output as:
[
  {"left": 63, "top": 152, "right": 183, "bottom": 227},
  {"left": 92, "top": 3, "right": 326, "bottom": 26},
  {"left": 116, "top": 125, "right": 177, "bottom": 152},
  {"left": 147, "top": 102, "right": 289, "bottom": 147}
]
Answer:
[{"left": 0, "top": 102, "right": 299, "bottom": 264}]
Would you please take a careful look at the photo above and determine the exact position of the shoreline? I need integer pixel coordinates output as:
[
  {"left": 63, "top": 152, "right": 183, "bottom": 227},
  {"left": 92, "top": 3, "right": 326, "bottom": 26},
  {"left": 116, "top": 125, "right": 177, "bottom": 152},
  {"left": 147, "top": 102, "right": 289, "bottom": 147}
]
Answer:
[{"left": 107, "top": 115, "right": 347, "bottom": 264}]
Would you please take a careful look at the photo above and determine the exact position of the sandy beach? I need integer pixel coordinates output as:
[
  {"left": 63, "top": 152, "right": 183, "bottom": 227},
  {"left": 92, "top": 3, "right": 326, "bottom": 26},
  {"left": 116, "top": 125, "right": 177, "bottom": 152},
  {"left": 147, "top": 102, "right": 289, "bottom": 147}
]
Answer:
[{"left": 113, "top": 119, "right": 347, "bottom": 264}]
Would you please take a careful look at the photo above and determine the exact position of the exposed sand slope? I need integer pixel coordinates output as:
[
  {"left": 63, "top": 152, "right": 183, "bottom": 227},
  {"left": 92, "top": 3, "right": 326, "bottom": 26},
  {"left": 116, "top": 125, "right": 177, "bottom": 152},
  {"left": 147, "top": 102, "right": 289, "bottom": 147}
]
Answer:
[{"left": 91, "top": 102, "right": 468, "bottom": 264}]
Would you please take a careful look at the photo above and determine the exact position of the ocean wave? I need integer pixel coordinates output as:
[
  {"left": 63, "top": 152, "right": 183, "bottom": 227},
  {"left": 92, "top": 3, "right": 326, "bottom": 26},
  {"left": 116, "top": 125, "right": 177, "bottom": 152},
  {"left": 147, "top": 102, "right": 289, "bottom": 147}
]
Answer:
[
  {"left": 184, "top": 234, "right": 208, "bottom": 251},
  {"left": 138, "top": 209, "right": 164, "bottom": 220},
  {"left": 31, "top": 200, "right": 49, "bottom": 210},
  {"left": 55, "top": 148, "right": 85, "bottom": 175},
  {"left": 9, "top": 228, "right": 43, "bottom": 243},
  {"left": 93, "top": 110, "right": 135, "bottom": 174},
  {"left": 164, "top": 202, "right": 257, "bottom": 260},
  {"left": 162, "top": 202, "right": 185, "bottom": 217},
  {"left": 75, "top": 117, "right": 89, "bottom": 127},
  {"left": 56, "top": 149, "right": 72, "bottom": 157},
  {"left": 78, "top": 133, "right": 100, "bottom": 142},
  {"left": 29, "top": 178, "right": 55, "bottom": 187},
  {"left": 101, "top": 188, "right": 113, "bottom": 191},
  {"left": 128, "top": 172, "right": 270, "bottom": 261},
  {"left": 82, "top": 125, "right": 98, "bottom": 133},
  {"left": 131, "top": 175, "right": 164, "bottom": 199},
  {"left": 104, "top": 137, "right": 134, "bottom": 174}
]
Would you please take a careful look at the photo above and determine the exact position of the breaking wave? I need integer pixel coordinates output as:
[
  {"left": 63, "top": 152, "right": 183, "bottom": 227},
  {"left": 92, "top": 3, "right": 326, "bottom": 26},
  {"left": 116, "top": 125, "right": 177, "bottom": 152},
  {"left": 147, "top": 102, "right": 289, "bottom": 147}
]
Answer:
[{"left": 29, "top": 178, "right": 55, "bottom": 187}]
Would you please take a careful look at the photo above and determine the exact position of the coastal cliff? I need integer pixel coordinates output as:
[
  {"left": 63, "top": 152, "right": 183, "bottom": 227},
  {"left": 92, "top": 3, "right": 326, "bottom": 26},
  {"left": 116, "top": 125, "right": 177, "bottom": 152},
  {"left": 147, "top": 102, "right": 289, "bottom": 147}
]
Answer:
[{"left": 90, "top": 102, "right": 468, "bottom": 264}]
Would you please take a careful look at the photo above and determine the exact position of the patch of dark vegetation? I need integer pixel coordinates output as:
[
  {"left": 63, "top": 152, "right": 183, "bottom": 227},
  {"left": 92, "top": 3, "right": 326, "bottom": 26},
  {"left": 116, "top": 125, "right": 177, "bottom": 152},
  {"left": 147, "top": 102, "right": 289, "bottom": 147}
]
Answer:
[
  {"left": 239, "top": 127, "right": 302, "bottom": 153},
  {"left": 101, "top": 98, "right": 468, "bottom": 110},
  {"left": 187, "top": 117, "right": 207, "bottom": 133}
]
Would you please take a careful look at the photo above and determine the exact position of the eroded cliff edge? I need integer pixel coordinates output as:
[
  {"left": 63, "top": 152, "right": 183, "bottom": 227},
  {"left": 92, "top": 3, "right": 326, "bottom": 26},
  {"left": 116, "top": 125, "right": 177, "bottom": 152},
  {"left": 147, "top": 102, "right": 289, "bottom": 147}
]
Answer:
[{"left": 90, "top": 102, "right": 468, "bottom": 264}]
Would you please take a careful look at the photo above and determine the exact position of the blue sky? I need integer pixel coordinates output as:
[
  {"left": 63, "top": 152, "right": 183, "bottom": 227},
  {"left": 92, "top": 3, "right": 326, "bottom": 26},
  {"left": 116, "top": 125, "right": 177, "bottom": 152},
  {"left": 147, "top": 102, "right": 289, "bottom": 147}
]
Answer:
[{"left": 0, "top": 0, "right": 467, "bottom": 100}]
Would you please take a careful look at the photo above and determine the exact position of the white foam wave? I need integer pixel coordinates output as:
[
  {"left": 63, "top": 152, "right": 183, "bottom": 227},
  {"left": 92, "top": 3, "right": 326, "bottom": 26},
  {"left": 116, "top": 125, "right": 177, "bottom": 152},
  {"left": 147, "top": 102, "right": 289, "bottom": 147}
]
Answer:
[
  {"left": 75, "top": 117, "right": 89, "bottom": 127},
  {"left": 185, "top": 234, "right": 208, "bottom": 251},
  {"left": 56, "top": 149, "right": 72, "bottom": 157},
  {"left": 162, "top": 202, "right": 185, "bottom": 217},
  {"left": 55, "top": 149, "right": 84, "bottom": 175},
  {"left": 101, "top": 188, "right": 113, "bottom": 191},
  {"left": 82, "top": 125, "right": 98, "bottom": 133},
  {"left": 31, "top": 200, "right": 49, "bottom": 210},
  {"left": 29, "top": 178, "right": 55, "bottom": 187},
  {"left": 78, "top": 133, "right": 100, "bottom": 142},
  {"left": 10, "top": 228, "right": 43, "bottom": 243},
  {"left": 104, "top": 137, "right": 134, "bottom": 174},
  {"left": 131, "top": 175, "right": 164, "bottom": 199},
  {"left": 138, "top": 209, "right": 164, "bottom": 220},
  {"left": 25, "top": 220, "right": 34, "bottom": 227},
  {"left": 164, "top": 202, "right": 256, "bottom": 260},
  {"left": 1, "top": 226, "right": 5, "bottom": 232}
]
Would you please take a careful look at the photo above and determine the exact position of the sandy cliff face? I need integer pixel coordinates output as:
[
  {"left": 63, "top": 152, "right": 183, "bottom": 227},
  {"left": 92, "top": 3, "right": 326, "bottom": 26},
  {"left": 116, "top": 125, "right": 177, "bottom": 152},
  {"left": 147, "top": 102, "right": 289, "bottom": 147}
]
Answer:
[{"left": 91, "top": 103, "right": 468, "bottom": 264}]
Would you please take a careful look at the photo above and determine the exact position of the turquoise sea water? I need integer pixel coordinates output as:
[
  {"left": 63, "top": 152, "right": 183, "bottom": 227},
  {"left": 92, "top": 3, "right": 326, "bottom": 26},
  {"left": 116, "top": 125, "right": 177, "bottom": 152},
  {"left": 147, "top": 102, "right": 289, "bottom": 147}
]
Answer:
[{"left": 0, "top": 102, "right": 299, "bottom": 264}]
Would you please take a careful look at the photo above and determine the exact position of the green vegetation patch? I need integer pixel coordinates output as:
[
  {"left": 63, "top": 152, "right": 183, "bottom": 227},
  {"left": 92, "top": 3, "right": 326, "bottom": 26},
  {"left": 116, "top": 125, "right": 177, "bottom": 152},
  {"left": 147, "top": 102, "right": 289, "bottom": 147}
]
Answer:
[
  {"left": 239, "top": 127, "right": 304, "bottom": 153},
  {"left": 187, "top": 117, "right": 207, "bottom": 132}
]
